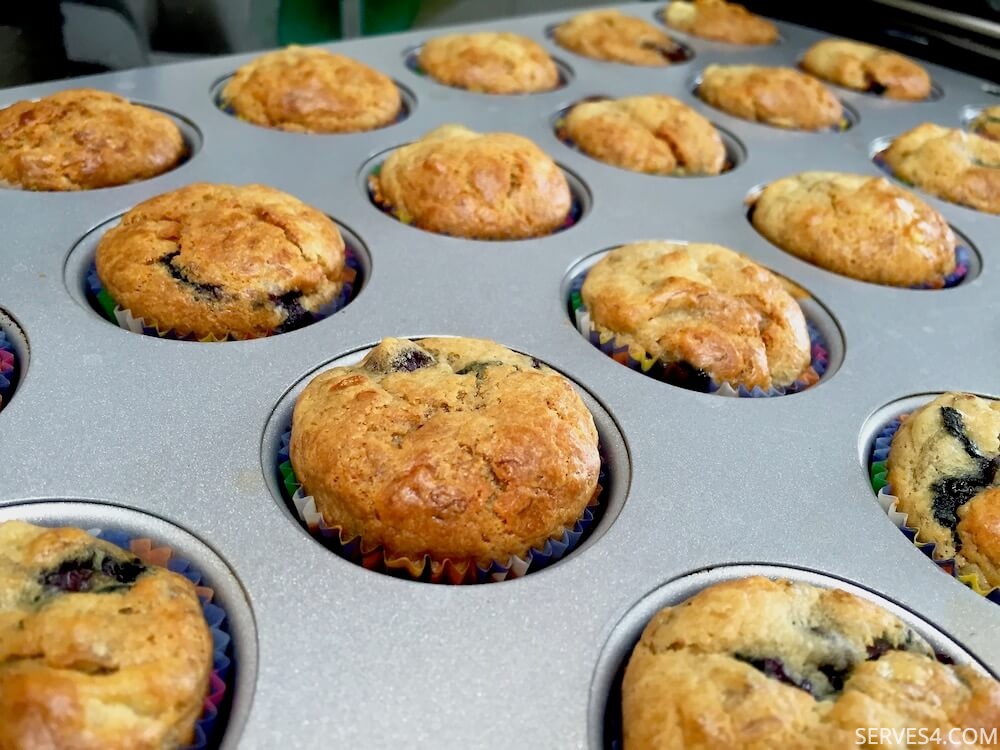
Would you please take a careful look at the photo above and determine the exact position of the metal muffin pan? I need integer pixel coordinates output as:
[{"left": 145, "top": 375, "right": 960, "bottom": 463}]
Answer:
[{"left": 0, "top": 2, "right": 998, "bottom": 747}]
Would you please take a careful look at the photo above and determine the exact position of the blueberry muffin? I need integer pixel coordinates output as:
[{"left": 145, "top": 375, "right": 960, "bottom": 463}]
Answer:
[
  {"left": 887, "top": 392, "right": 1000, "bottom": 588},
  {"left": 290, "top": 337, "right": 601, "bottom": 570},
  {"left": 221, "top": 46, "right": 401, "bottom": 133},
  {"left": 801, "top": 38, "right": 931, "bottom": 100},
  {"left": 582, "top": 242, "right": 811, "bottom": 391},
  {"left": 972, "top": 105, "right": 1000, "bottom": 142},
  {"left": 623, "top": 577, "right": 1000, "bottom": 749},
  {"left": 0, "top": 521, "right": 213, "bottom": 749},
  {"left": 553, "top": 10, "right": 688, "bottom": 67},
  {"left": 562, "top": 95, "right": 726, "bottom": 175},
  {"left": 418, "top": 32, "right": 559, "bottom": 94},
  {"left": 0, "top": 88, "right": 185, "bottom": 191},
  {"left": 95, "top": 182, "right": 346, "bottom": 339},
  {"left": 751, "top": 172, "right": 956, "bottom": 287},
  {"left": 663, "top": 0, "right": 778, "bottom": 45},
  {"left": 883, "top": 123, "right": 1000, "bottom": 215},
  {"left": 371, "top": 124, "right": 572, "bottom": 239},
  {"left": 698, "top": 65, "right": 843, "bottom": 130}
]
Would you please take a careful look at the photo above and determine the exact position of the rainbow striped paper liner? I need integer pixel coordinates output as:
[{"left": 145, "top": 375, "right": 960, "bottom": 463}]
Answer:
[
  {"left": 868, "top": 415, "right": 1000, "bottom": 605},
  {"left": 277, "top": 429, "right": 603, "bottom": 584},
  {"left": 568, "top": 269, "right": 828, "bottom": 397},
  {"left": 89, "top": 528, "right": 233, "bottom": 749},
  {"left": 85, "top": 244, "right": 361, "bottom": 341},
  {"left": 0, "top": 330, "right": 15, "bottom": 411}
]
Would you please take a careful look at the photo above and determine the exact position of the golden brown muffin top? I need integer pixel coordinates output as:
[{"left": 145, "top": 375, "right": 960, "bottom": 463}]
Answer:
[
  {"left": 698, "top": 64, "right": 843, "bottom": 130},
  {"left": 563, "top": 95, "right": 726, "bottom": 175},
  {"left": 290, "top": 337, "right": 601, "bottom": 566},
  {"left": 751, "top": 171, "right": 956, "bottom": 287},
  {"left": 553, "top": 9, "right": 687, "bottom": 66},
  {"left": 887, "top": 392, "right": 1000, "bottom": 588},
  {"left": 0, "top": 521, "right": 212, "bottom": 750},
  {"left": 883, "top": 122, "right": 1000, "bottom": 215},
  {"left": 972, "top": 105, "right": 1000, "bottom": 142},
  {"left": 372, "top": 124, "right": 572, "bottom": 240},
  {"left": 664, "top": 0, "right": 778, "bottom": 45},
  {"left": 0, "top": 88, "right": 185, "bottom": 191},
  {"left": 582, "top": 242, "right": 810, "bottom": 390},
  {"left": 801, "top": 38, "right": 931, "bottom": 100},
  {"left": 222, "top": 45, "right": 401, "bottom": 133},
  {"left": 95, "top": 182, "right": 346, "bottom": 340},
  {"left": 418, "top": 32, "right": 559, "bottom": 94},
  {"left": 623, "top": 576, "right": 1000, "bottom": 750}
]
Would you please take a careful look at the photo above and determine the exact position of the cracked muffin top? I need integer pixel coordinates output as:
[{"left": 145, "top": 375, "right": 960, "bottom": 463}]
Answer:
[
  {"left": 562, "top": 95, "right": 726, "bottom": 175},
  {"left": 553, "top": 10, "right": 688, "bottom": 67},
  {"left": 751, "top": 171, "right": 956, "bottom": 287},
  {"left": 418, "top": 32, "right": 559, "bottom": 94},
  {"left": 0, "top": 88, "right": 186, "bottom": 191},
  {"left": 664, "top": 0, "right": 778, "bottom": 45},
  {"left": 801, "top": 38, "right": 931, "bottom": 100},
  {"left": 698, "top": 65, "right": 843, "bottom": 130},
  {"left": 883, "top": 123, "right": 1000, "bottom": 215},
  {"left": 221, "top": 46, "right": 401, "bottom": 133},
  {"left": 972, "top": 105, "right": 1000, "bottom": 142},
  {"left": 290, "top": 337, "right": 601, "bottom": 566},
  {"left": 371, "top": 124, "right": 572, "bottom": 239},
  {"left": 887, "top": 392, "right": 1000, "bottom": 589},
  {"left": 0, "top": 521, "right": 212, "bottom": 750},
  {"left": 95, "top": 182, "right": 346, "bottom": 339},
  {"left": 623, "top": 576, "right": 1000, "bottom": 750},
  {"left": 582, "top": 242, "right": 811, "bottom": 391}
]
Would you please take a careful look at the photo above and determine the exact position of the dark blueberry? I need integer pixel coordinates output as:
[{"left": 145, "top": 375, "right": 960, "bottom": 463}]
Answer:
[
  {"left": 39, "top": 552, "right": 146, "bottom": 593},
  {"left": 456, "top": 360, "right": 504, "bottom": 378},
  {"left": 41, "top": 560, "right": 95, "bottom": 593},
  {"left": 866, "top": 637, "right": 896, "bottom": 661},
  {"left": 530, "top": 357, "right": 543, "bottom": 370},
  {"left": 391, "top": 348, "right": 436, "bottom": 373},
  {"left": 658, "top": 360, "right": 713, "bottom": 392},
  {"left": 640, "top": 40, "right": 688, "bottom": 63},
  {"left": 940, "top": 407, "right": 987, "bottom": 461},
  {"left": 735, "top": 655, "right": 813, "bottom": 695},
  {"left": 100, "top": 555, "right": 146, "bottom": 585},
  {"left": 159, "top": 251, "right": 223, "bottom": 300},
  {"left": 273, "top": 291, "right": 311, "bottom": 333},
  {"left": 867, "top": 82, "right": 888, "bottom": 95},
  {"left": 818, "top": 664, "right": 848, "bottom": 692}
]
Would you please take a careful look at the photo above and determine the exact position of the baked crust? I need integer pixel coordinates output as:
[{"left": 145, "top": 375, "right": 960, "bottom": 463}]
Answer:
[
  {"left": 222, "top": 45, "right": 401, "bottom": 133},
  {"left": 563, "top": 95, "right": 726, "bottom": 175},
  {"left": 0, "top": 521, "right": 212, "bottom": 750},
  {"left": 290, "top": 337, "right": 601, "bottom": 566},
  {"left": 801, "top": 38, "right": 931, "bottom": 100},
  {"left": 0, "top": 88, "right": 185, "bottom": 191},
  {"left": 664, "top": 0, "right": 778, "bottom": 45},
  {"left": 418, "top": 32, "right": 559, "bottom": 94},
  {"left": 581, "top": 242, "right": 810, "bottom": 390},
  {"left": 95, "top": 182, "right": 346, "bottom": 339},
  {"left": 553, "top": 10, "right": 685, "bottom": 67},
  {"left": 751, "top": 171, "right": 956, "bottom": 287},
  {"left": 972, "top": 105, "right": 1000, "bottom": 142}
]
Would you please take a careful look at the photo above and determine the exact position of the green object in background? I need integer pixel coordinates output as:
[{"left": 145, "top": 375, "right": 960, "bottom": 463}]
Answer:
[{"left": 278, "top": 0, "right": 420, "bottom": 44}]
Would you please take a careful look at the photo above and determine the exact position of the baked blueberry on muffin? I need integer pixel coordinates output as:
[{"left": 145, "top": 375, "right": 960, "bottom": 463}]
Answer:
[
  {"left": 801, "top": 38, "right": 931, "bottom": 100},
  {"left": 562, "top": 95, "right": 726, "bottom": 175},
  {"left": 0, "top": 521, "right": 213, "bottom": 749},
  {"left": 581, "top": 242, "right": 811, "bottom": 391},
  {"left": 697, "top": 65, "right": 843, "bottom": 130},
  {"left": 221, "top": 46, "right": 401, "bottom": 133},
  {"left": 418, "top": 32, "right": 559, "bottom": 94},
  {"left": 751, "top": 172, "right": 957, "bottom": 287},
  {"left": 95, "top": 182, "right": 347, "bottom": 339},
  {"left": 887, "top": 392, "right": 1000, "bottom": 589},
  {"left": 371, "top": 124, "right": 572, "bottom": 239},
  {"left": 553, "top": 10, "right": 688, "bottom": 67},
  {"left": 882, "top": 123, "right": 1000, "bottom": 215},
  {"left": 972, "top": 105, "right": 1000, "bottom": 142},
  {"left": 290, "top": 337, "right": 601, "bottom": 576},
  {"left": 0, "top": 88, "right": 185, "bottom": 191},
  {"left": 622, "top": 577, "right": 1000, "bottom": 749},
  {"left": 663, "top": 0, "right": 778, "bottom": 45}
]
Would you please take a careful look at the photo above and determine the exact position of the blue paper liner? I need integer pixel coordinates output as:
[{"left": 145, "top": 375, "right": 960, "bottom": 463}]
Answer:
[
  {"left": 90, "top": 528, "right": 233, "bottom": 749},
  {"left": 85, "top": 241, "right": 362, "bottom": 341},
  {"left": 568, "top": 265, "right": 828, "bottom": 397},
  {"left": 0, "top": 330, "right": 16, "bottom": 411},
  {"left": 276, "top": 427, "right": 605, "bottom": 584}
]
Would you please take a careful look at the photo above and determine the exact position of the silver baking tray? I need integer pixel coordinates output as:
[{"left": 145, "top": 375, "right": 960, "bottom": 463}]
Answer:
[{"left": 1, "top": 3, "right": 998, "bottom": 747}]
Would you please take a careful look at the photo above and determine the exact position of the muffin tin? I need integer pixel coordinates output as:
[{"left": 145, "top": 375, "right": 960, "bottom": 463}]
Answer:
[{"left": 1, "top": 3, "right": 998, "bottom": 747}]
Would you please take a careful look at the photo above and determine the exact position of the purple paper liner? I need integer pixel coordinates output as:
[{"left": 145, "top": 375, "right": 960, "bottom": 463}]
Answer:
[
  {"left": 85, "top": 241, "right": 362, "bottom": 341},
  {"left": 404, "top": 48, "right": 570, "bottom": 91},
  {"left": 276, "top": 426, "right": 606, "bottom": 584},
  {"left": 0, "top": 330, "right": 16, "bottom": 412},
  {"left": 868, "top": 415, "right": 1000, "bottom": 605},
  {"left": 568, "top": 266, "right": 828, "bottom": 397},
  {"left": 92, "top": 528, "right": 233, "bottom": 749}
]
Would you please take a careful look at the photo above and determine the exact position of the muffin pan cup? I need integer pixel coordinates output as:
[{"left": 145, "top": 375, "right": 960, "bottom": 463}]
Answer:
[{"left": 2, "top": 3, "right": 1000, "bottom": 747}]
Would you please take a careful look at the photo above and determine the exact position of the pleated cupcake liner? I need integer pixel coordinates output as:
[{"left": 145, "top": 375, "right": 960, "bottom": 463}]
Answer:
[
  {"left": 568, "top": 268, "right": 828, "bottom": 397},
  {"left": 0, "top": 330, "right": 16, "bottom": 411},
  {"left": 868, "top": 416, "right": 1000, "bottom": 605},
  {"left": 85, "top": 243, "right": 361, "bottom": 341},
  {"left": 90, "top": 528, "right": 233, "bottom": 750},
  {"left": 276, "top": 429, "right": 604, "bottom": 584}
]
